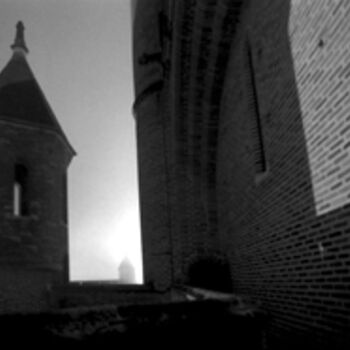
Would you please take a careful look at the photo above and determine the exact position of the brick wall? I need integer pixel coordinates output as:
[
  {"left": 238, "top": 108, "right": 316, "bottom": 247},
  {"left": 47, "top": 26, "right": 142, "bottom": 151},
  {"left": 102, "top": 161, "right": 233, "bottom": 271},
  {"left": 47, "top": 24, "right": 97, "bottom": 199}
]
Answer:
[
  {"left": 135, "top": 95, "right": 172, "bottom": 291},
  {"left": 218, "top": 0, "right": 350, "bottom": 348},
  {"left": 133, "top": 0, "right": 350, "bottom": 346},
  {"left": 289, "top": 0, "right": 350, "bottom": 216},
  {"left": 0, "top": 266, "right": 54, "bottom": 313},
  {"left": 164, "top": 0, "right": 244, "bottom": 285},
  {"left": 133, "top": 0, "right": 173, "bottom": 291},
  {"left": 0, "top": 121, "right": 72, "bottom": 313},
  {"left": 54, "top": 283, "right": 170, "bottom": 309}
]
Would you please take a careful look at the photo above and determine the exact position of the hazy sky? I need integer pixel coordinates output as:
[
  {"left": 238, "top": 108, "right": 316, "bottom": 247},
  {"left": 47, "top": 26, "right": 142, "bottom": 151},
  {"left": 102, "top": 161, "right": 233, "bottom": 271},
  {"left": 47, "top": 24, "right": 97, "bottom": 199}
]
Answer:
[{"left": 0, "top": 0, "right": 143, "bottom": 283}]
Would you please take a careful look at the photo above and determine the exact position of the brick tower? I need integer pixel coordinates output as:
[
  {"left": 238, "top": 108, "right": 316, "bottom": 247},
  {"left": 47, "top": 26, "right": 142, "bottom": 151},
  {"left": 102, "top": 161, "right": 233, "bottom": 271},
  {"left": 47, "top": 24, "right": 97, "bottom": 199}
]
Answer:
[{"left": 0, "top": 22, "right": 75, "bottom": 313}]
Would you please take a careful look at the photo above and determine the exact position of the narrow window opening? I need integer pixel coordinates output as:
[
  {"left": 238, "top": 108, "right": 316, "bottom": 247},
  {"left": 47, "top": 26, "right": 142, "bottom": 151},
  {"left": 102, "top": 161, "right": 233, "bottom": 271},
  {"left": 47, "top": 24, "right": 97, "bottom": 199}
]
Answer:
[
  {"left": 13, "top": 164, "right": 28, "bottom": 216},
  {"left": 62, "top": 173, "right": 68, "bottom": 224},
  {"left": 13, "top": 182, "right": 22, "bottom": 216},
  {"left": 247, "top": 41, "right": 267, "bottom": 174}
]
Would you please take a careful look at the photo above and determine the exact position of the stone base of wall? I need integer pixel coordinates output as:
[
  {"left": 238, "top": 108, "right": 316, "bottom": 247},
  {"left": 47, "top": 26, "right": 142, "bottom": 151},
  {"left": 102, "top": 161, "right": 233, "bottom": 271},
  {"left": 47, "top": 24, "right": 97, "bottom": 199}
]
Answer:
[
  {"left": 0, "top": 265, "right": 58, "bottom": 314},
  {"left": 52, "top": 282, "right": 171, "bottom": 309}
]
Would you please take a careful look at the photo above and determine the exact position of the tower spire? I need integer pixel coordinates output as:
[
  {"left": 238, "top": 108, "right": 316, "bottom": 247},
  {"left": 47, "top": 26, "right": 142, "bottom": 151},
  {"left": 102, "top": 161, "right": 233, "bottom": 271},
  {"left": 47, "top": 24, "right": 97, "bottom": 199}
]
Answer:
[{"left": 11, "top": 21, "right": 29, "bottom": 55}]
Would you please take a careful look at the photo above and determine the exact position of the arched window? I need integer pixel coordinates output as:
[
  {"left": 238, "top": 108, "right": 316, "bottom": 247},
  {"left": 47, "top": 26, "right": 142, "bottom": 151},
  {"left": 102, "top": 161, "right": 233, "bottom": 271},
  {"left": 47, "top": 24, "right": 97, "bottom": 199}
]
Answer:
[{"left": 13, "top": 164, "right": 28, "bottom": 216}]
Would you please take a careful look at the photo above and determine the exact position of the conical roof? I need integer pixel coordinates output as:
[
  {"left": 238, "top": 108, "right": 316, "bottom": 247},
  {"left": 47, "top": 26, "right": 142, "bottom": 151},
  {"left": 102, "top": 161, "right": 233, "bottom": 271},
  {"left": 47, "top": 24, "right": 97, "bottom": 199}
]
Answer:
[{"left": 0, "top": 22, "right": 75, "bottom": 155}]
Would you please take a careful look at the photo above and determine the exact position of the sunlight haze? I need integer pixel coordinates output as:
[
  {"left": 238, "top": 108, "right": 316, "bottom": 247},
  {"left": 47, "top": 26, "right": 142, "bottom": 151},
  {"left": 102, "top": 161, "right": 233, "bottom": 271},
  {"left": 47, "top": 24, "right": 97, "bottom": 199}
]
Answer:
[{"left": 0, "top": 0, "right": 143, "bottom": 283}]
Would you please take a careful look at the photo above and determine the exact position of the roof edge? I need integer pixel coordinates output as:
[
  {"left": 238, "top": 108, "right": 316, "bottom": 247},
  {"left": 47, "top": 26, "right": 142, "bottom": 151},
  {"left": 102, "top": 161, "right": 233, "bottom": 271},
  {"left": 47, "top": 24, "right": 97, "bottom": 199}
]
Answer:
[{"left": 0, "top": 116, "right": 76, "bottom": 157}]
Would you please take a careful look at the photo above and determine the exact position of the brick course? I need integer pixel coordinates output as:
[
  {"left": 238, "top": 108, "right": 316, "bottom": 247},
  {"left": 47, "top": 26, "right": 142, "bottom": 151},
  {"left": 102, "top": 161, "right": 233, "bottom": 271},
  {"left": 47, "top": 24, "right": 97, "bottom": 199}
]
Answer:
[
  {"left": 0, "top": 121, "right": 72, "bottom": 312},
  {"left": 289, "top": 0, "right": 350, "bottom": 216},
  {"left": 218, "top": 0, "right": 350, "bottom": 348},
  {"left": 133, "top": 0, "right": 350, "bottom": 347}
]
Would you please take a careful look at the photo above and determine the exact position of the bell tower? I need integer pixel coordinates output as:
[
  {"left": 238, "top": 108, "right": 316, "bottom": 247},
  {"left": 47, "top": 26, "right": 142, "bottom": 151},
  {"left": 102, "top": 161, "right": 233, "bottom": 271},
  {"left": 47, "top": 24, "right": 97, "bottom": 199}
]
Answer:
[{"left": 0, "top": 22, "right": 75, "bottom": 313}]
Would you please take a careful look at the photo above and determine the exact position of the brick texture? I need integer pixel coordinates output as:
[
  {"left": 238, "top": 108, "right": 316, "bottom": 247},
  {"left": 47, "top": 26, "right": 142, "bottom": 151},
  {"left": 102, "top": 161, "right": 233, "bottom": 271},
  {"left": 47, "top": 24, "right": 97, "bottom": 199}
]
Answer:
[
  {"left": 133, "top": 0, "right": 350, "bottom": 348},
  {"left": 0, "top": 266, "right": 54, "bottom": 313},
  {"left": 133, "top": 0, "right": 173, "bottom": 291},
  {"left": 0, "top": 121, "right": 73, "bottom": 313},
  {"left": 289, "top": 0, "right": 350, "bottom": 216},
  {"left": 218, "top": 0, "right": 350, "bottom": 348}
]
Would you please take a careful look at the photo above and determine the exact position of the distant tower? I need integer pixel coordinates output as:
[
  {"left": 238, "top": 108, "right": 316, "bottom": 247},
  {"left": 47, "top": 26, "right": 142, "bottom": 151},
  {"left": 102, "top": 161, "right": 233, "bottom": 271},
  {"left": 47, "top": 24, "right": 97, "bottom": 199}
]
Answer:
[
  {"left": 0, "top": 22, "right": 75, "bottom": 313},
  {"left": 118, "top": 257, "right": 136, "bottom": 284}
]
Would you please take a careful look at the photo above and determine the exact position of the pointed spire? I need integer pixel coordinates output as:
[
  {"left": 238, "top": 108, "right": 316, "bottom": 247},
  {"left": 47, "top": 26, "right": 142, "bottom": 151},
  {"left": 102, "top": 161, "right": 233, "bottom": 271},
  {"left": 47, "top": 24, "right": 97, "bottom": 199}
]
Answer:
[{"left": 11, "top": 21, "right": 29, "bottom": 55}]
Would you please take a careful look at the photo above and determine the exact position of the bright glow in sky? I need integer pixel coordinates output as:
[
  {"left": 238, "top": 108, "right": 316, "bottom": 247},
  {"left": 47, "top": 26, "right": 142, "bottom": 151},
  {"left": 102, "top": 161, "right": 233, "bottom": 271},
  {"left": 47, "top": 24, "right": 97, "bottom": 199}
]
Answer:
[{"left": 0, "top": 0, "right": 143, "bottom": 283}]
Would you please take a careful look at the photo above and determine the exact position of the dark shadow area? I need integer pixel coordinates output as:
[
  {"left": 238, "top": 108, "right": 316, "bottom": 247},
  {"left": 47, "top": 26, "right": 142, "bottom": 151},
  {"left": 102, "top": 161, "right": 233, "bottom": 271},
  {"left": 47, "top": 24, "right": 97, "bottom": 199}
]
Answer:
[
  {"left": 187, "top": 254, "right": 233, "bottom": 292},
  {"left": 0, "top": 299, "right": 267, "bottom": 349}
]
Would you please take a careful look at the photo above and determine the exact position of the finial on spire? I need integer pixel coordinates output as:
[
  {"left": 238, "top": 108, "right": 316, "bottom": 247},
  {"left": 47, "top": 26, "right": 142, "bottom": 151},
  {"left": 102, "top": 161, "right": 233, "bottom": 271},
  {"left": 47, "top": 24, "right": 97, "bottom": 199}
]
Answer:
[{"left": 11, "top": 21, "right": 29, "bottom": 55}]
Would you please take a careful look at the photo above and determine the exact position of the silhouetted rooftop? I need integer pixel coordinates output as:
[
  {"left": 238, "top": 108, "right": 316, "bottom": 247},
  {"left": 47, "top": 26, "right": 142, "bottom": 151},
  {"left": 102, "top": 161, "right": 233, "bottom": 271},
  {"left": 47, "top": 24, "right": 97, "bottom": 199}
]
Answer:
[{"left": 0, "top": 22, "right": 75, "bottom": 155}]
